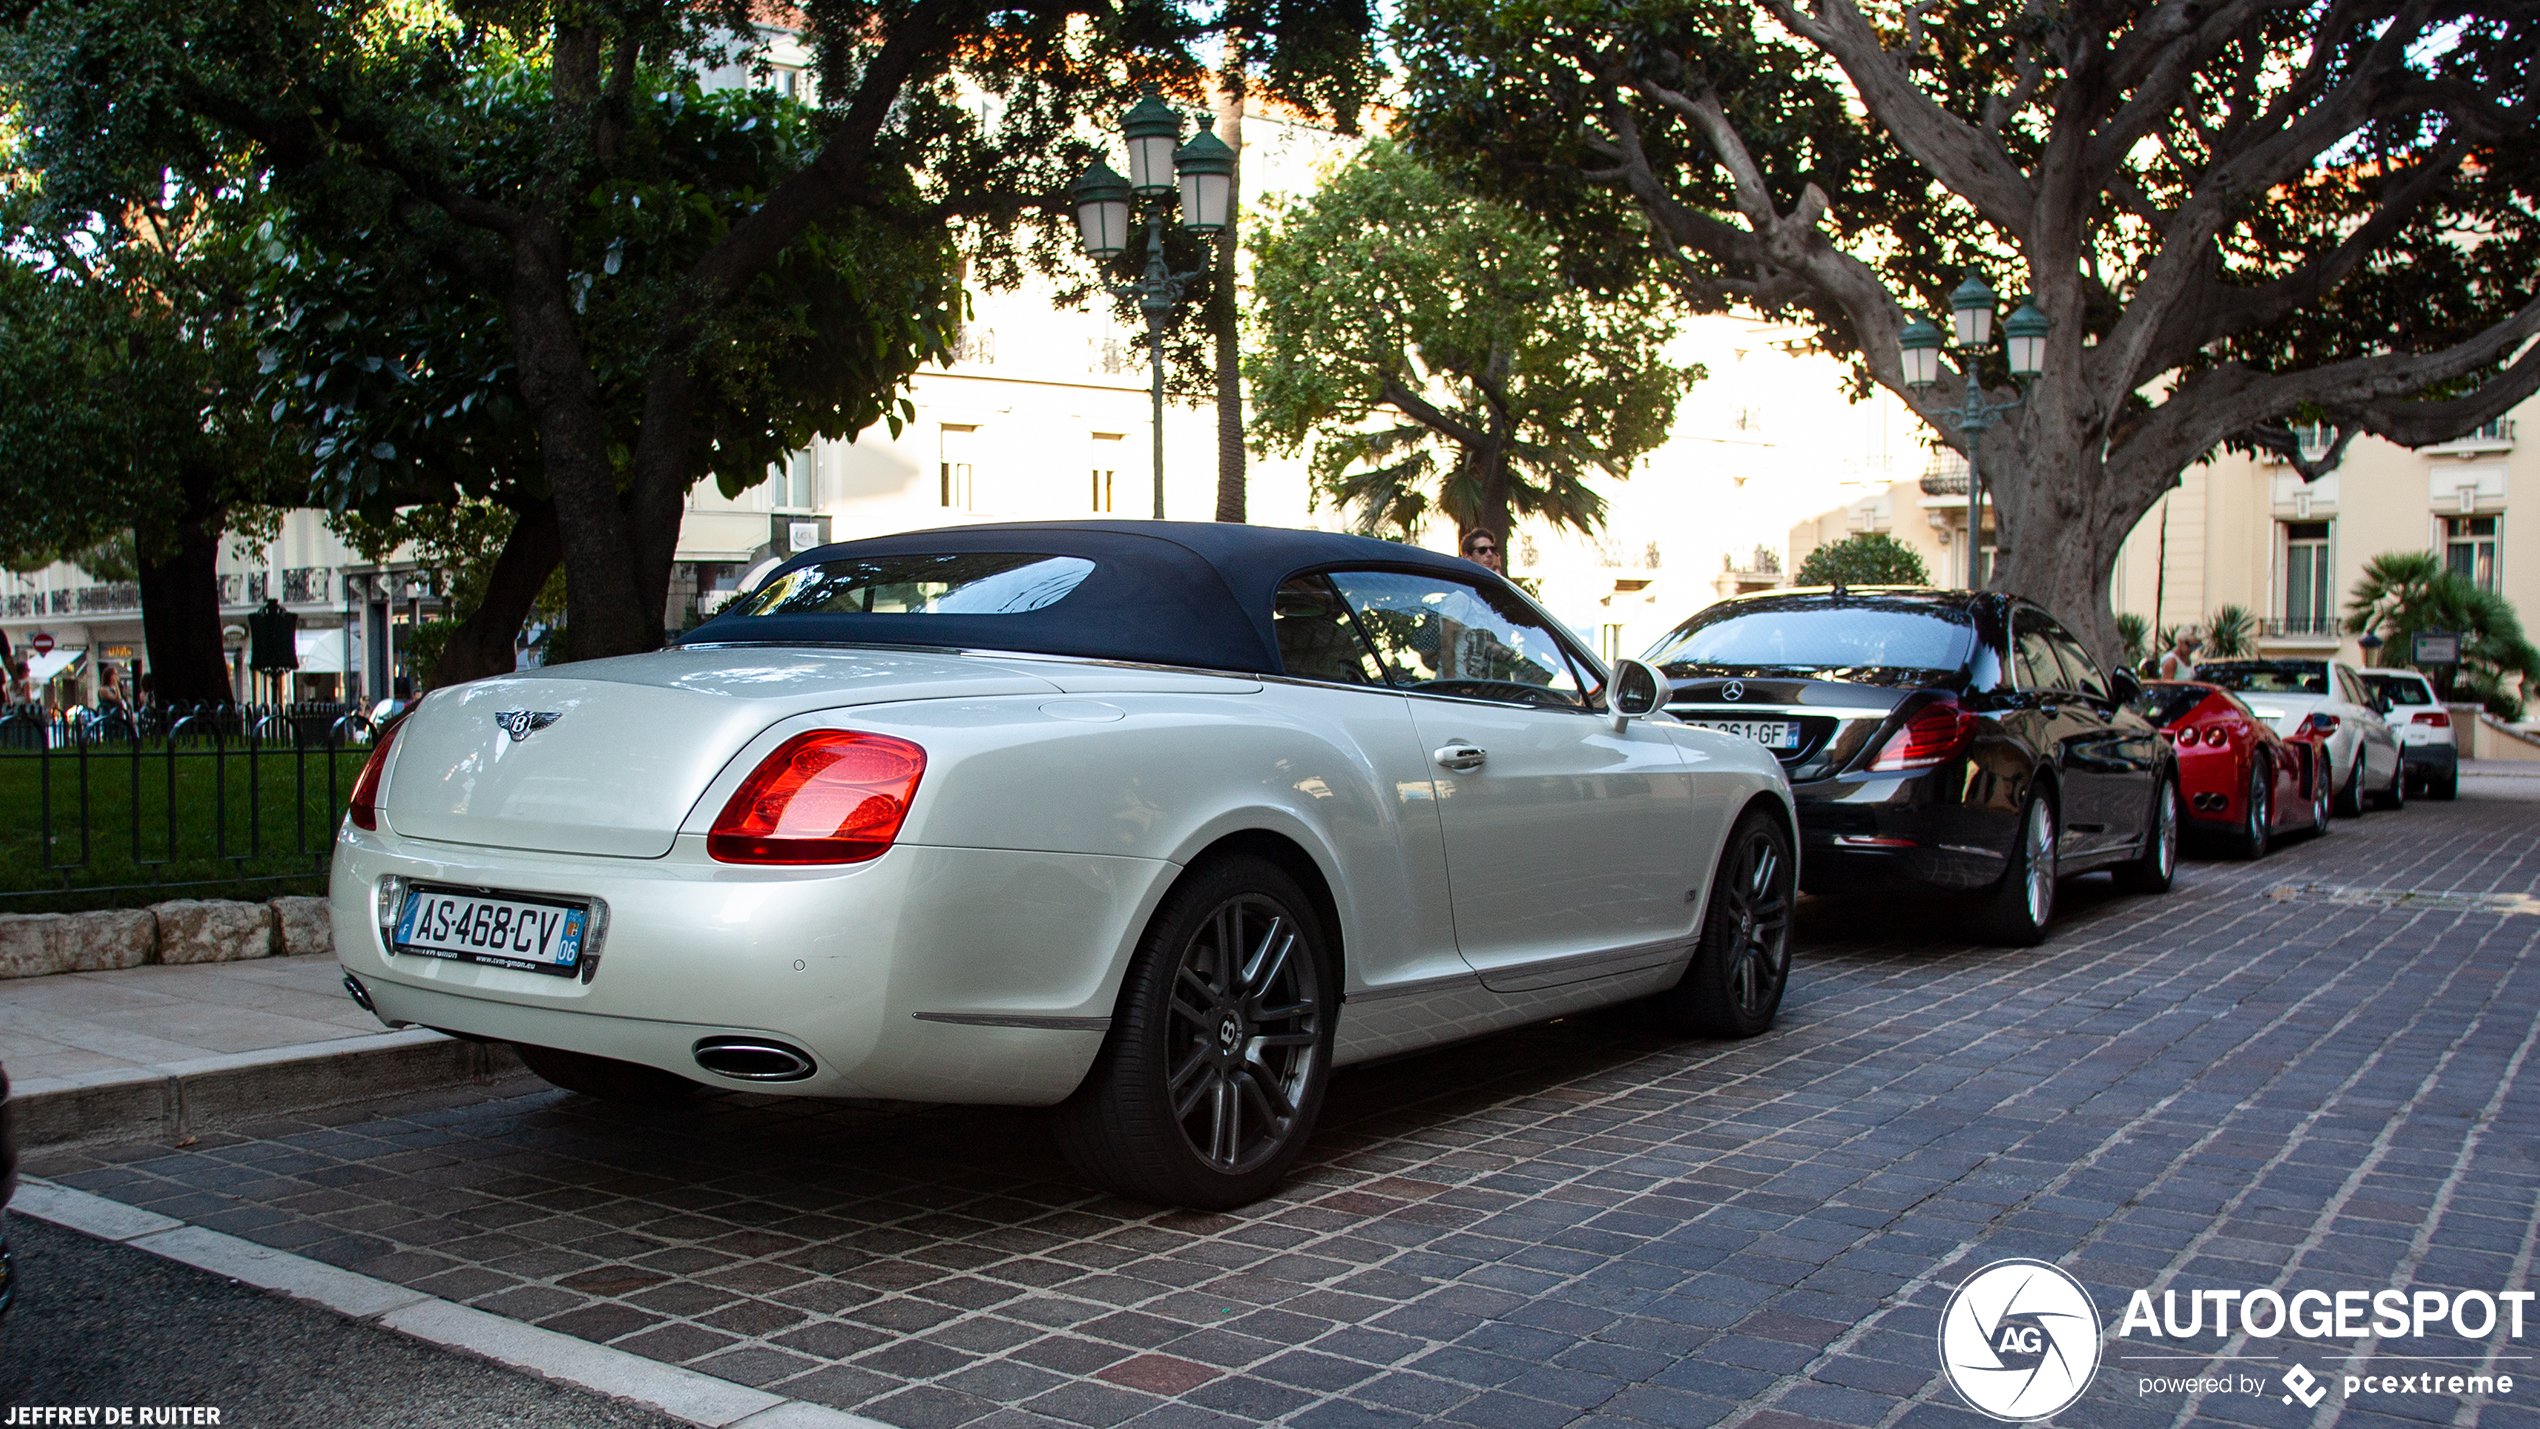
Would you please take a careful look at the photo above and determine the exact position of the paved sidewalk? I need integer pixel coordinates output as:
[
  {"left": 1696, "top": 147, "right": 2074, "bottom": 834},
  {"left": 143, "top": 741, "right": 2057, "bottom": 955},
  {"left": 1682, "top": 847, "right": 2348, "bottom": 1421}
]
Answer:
[
  {"left": 0, "top": 952, "right": 379, "bottom": 1083},
  {"left": 0, "top": 952, "right": 523, "bottom": 1148}
]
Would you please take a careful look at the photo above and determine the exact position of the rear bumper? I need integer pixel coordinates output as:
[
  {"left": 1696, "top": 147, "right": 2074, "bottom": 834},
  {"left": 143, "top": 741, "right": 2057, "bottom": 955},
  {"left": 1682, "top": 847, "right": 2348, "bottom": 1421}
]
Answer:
[
  {"left": 331, "top": 828, "right": 1173, "bottom": 1105},
  {"left": 1789, "top": 766, "right": 2016, "bottom": 894},
  {"left": 2400, "top": 741, "right": 2457, "bottom": 776}
]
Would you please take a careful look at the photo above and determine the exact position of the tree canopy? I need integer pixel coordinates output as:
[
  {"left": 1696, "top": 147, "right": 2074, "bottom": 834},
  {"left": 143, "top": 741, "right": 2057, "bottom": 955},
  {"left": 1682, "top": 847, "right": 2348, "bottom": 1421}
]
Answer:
[
  {"left": 1246, "top": 139, "right": 1696, "bottom": 547},
  {"left": 1792, "top": 531, "right": 1929, "bottom": 587},
  {"left": 1395, "top": 0, "right": 2540, "bottom": 659},
  {"left": 6, "top": 0, "right": 1380, "bottom": 668}
]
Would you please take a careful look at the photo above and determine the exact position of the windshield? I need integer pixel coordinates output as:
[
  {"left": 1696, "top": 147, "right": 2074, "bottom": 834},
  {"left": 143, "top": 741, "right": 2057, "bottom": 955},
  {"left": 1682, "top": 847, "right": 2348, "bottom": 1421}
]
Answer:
[
  {"left": 1644, "top": 600, "right": 1975, "bottom": 676},
  {"left": 2199, "top": 660, "right": 2329, "bottom": 695},
  {"left": 2363, "top": 672, "right": 2438, "bottom": 706},
  {"left": 2129, "top": 684, "right": 2213, "bottom": 728},
  {"left": 728, "top": 553, "right": 1096, "bottom": 618}
]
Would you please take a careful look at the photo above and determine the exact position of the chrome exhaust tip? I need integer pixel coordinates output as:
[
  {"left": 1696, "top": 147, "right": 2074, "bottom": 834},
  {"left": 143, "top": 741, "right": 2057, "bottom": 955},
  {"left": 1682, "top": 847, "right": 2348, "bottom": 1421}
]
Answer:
[
  {"left": 342, "top": 972, "right": 377, "bottom": 1014},
  {"left": 691, "top": 1037, "right": 817, "bottom": 1082}
]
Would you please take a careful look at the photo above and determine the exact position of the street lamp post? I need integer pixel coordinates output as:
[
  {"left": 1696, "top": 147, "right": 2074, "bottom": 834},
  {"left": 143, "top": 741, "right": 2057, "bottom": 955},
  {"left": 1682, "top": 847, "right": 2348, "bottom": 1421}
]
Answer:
[
  {"left": 1900, "top": 273, "right": 2051, "bottom": 588},
  {"left": 1071, "top": 93, "right": 1235, "bottom": 520}
]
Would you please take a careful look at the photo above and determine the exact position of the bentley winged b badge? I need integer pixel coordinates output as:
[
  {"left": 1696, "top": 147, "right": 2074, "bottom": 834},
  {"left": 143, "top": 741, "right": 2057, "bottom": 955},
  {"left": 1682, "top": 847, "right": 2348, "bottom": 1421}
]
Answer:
[{"left": 494, "top": 710, "right": 562, "bottom": 742}]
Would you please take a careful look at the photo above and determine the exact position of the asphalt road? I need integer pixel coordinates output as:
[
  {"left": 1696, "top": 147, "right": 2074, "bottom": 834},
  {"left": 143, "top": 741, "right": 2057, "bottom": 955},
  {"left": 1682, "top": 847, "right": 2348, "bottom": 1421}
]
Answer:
[{"left": 0, "top": 1213, "right": 686, "bottom": 1429}]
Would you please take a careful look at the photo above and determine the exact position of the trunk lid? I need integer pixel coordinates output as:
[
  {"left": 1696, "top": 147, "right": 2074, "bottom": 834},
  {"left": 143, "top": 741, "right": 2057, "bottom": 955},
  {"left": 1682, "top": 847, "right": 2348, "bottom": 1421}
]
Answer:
[
  {"left": 2233, "top": 691, "right": 2325, "bottom": 738},
  {"left": 380, "top": 648, "right": 1062, "bottom": 857},
  {"left": 1661, "top": 674, "right": 1921, "bottom": 781}
]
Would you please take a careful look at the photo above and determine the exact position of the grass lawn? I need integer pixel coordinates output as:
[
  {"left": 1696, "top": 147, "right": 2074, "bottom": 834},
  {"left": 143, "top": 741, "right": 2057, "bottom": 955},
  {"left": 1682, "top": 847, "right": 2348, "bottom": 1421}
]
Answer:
[{"left": 0, "top": 743, "right": 370, "bottom": 913}]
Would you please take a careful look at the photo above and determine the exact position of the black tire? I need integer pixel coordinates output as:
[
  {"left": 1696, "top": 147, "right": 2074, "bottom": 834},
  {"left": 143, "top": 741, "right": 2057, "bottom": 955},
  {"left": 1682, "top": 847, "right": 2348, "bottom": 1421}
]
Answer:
[
  {"left": 2113, "top": 770, "right": 2181, "bottom": 892},
  {"left": 2372, "top": 751, "right": 2407, "bottom": 811},
  {"left": 2306, "top": 749, "right": 2334, "bottom": 834},
  {"left": 513, "top": 1044, "right": 698, "bottom": 1104},
  {"left": 2431, "top": 769, "right": 2460, "bottom": 801},
  {"left": 2231, "top": 758, "right": 2271, "bottom": 861},
  {"left": 1976, "top": 786, "right": 2059, "bottom": 946},
  {"left": 2334, "top": 747, "right": 2367, "bottom": 817},
  {"left": 1055, "top": 855, "right": 1334, "bottom": 1210},
  {"left": 1651, "top": 808, "right": 1795, "bottom": 1038}
]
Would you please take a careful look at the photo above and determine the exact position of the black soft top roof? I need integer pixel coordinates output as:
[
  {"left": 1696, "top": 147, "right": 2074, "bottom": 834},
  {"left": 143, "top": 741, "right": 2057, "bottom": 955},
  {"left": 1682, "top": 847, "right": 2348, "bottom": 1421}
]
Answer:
[{"left": 677, "top": 520, "right": 1498, "bottom": 675}]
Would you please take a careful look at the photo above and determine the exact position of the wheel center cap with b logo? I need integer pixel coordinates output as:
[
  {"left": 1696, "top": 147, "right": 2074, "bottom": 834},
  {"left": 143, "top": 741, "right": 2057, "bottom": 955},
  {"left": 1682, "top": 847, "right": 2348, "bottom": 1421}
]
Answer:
[
  {"left": 1938, "top": 1258, "right": 2102, "bottom": 1421},
  {"left": 1217, "top": 1015, "right": 1243, "bottom": 1053}
]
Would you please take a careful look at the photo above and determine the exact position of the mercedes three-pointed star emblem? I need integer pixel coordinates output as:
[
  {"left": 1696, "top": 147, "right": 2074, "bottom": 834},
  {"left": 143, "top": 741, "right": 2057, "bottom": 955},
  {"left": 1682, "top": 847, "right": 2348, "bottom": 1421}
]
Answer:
[{"left": 1722, "top": 679, "right": 1746, "bottom": 702}]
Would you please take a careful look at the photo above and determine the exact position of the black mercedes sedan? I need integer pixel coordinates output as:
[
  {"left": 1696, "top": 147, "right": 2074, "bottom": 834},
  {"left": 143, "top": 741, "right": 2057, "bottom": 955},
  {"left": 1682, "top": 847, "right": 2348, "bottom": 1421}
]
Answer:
[{"left": 1644, "top": 588, "right": 2179, "bottom": 944}]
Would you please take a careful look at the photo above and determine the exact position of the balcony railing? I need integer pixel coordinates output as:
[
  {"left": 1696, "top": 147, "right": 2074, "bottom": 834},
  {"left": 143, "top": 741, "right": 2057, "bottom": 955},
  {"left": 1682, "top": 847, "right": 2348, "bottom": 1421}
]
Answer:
[
  {"left": 1919, "top": 470, "right": 1971, "bottom": 497},
  {"left": 2426, "top": 418, "right": 2516, "bottom": 452},
  {"left": 2261, "top": 615, "right": 2341, "bottom": 639}
]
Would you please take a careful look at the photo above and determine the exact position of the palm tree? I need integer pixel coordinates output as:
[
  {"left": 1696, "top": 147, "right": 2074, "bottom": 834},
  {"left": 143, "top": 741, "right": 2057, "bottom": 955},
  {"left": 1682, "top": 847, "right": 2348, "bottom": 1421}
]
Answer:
[
  {"left": 2116, "top": 613, "right": 2150, "bottom": 669},
  {"left": 2205, "top": 605, "right": 2258, "bottom": 659},
  {"left": 2346, "top": 550, "right": 2540, "bottom": 713}
]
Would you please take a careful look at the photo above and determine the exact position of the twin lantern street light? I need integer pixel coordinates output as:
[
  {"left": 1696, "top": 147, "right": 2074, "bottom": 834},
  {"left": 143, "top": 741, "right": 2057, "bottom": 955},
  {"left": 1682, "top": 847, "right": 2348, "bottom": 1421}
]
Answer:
[
  {"left": 1898, "top": 272, "right": 2051, "bottom": 588},
  {"left": 1071, "top": 92, "right": 1236, "bottom": 520}
]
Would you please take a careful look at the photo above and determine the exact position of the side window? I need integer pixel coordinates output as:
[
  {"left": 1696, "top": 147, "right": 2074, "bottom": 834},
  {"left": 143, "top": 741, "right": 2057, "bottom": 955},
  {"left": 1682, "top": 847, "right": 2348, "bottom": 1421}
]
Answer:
[
  {"left": 2337, "top": 667, "right": 2370, "bottom": 707},
  {"left": 2012, "top": 609, "right": 2070, "bottom": 693},
  {"left": 2043, "top": 625, "right": 2110, "bottom": 702},
  {"left": 1325, "top": 569, "right": 1590, "bottom": 711},
  {"left": 1272, "top": 576, "right": 1383, "bottom": 686}
]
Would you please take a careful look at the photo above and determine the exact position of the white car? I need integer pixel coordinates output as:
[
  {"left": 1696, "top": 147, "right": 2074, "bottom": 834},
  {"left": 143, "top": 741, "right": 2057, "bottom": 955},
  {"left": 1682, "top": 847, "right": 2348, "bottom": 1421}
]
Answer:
[
  {"left": 2196, "top": 658, "right": 2405, "bottom": 815},
  {"left": 2361, "top": 669, "right": 2459, "bottom": 800},
  {"left": 332, "top": 523, "right": 1797, "bottom": 1207}
]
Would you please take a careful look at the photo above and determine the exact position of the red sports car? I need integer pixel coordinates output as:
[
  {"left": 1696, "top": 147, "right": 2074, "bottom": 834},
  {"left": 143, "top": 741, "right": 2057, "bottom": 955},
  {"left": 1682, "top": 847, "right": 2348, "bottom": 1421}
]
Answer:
[{"left": 2133, "top": 681, "right": 2332, "bottom": 858}]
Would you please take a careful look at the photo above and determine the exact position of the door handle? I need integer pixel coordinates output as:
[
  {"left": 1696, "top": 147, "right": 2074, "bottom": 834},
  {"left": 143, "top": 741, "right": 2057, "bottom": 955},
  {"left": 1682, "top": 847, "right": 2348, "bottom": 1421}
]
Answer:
[{"left": 1433, "top": 743, "right": 1487, "bottom": 773}]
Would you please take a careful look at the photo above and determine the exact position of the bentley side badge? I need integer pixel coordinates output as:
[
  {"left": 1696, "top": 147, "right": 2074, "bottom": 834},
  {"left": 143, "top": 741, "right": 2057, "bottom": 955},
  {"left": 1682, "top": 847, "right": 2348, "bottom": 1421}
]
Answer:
[{"left": 495, "top": 710, "right": 562, "bottom": 742}]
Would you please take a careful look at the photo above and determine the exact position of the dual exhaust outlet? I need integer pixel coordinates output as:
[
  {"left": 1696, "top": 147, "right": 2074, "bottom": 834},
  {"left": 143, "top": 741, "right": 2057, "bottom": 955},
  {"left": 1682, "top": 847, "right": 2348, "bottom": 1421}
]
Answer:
[{"left": 2191, "top": 791, "right": 2231, "bottom": 811}]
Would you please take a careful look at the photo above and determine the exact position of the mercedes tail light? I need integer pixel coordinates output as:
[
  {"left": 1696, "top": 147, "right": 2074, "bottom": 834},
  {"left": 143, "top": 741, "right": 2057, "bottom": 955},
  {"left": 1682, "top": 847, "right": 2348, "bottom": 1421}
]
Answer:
[
  {"left": 2303, "top": 712, "right": 2341, "bottom": 736},
  {"left": 710, "top": 731, "right": 927, "bottom": 864},
  {"left": 2414, "top": 709, "right": 2452, "bottom": 728},
  {"left": 346, "top": 716, "right": 406, "bottom": 831},
  {"left": 1867, "top": 698, "right": 1979, "bottom": 772}
]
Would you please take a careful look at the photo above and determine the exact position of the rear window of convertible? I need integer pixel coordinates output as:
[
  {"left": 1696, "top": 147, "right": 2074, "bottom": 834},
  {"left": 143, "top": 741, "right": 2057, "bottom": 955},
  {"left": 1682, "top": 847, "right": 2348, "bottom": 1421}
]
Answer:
[{"left": 729, "top": 553, "right": 1096, "bottom": 618}]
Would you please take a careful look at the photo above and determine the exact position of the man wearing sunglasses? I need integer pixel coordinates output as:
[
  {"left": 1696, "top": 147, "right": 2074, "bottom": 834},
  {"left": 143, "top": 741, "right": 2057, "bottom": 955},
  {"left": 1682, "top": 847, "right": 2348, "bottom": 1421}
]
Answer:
[{"left": 1460, "top": 529, "right": 1505, "bottom": 575}]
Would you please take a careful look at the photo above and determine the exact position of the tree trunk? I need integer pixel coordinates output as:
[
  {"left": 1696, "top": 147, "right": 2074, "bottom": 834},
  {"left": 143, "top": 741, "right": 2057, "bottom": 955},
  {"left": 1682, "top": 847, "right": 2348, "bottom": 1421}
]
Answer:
[
  {"left": 422, "top": 498, "right": 561, "bottom": 690},
  {"left": 1980, "top": 380, "right": 2171, "bottom": 670},
  {"left": 1211, "top": 50, "right": 1247, "bottom": 524},
  {"left": 503, "top": 229, "right": 657, "bottom": 664},
  {"left": 136, "top": 466, "right": 233, "bottom": 706}
]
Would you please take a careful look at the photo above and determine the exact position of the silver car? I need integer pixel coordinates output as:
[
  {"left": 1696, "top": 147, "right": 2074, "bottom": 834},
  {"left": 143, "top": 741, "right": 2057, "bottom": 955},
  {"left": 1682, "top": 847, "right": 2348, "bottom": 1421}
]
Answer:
[
  {"left": 2198, "top": 658, "right": 2405, "bottom": 815},
  {"left": 2362, "top": 669, "right": 2459, "bottom": 800}
]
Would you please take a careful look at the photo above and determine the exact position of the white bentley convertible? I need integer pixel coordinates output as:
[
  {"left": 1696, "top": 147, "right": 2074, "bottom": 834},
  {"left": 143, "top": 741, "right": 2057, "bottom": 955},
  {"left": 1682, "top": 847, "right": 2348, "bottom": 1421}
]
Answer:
[{"left": 332, "top": 523, "right": 1796, "bottom": 1207}]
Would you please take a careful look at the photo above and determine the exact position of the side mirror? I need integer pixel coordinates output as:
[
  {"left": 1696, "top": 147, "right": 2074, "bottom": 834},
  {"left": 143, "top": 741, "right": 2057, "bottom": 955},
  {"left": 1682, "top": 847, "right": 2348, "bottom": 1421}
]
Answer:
[
  {"left": 1610, "top": 657, "right": 1667, "bottom": 733},
  {"left": 2109, "top": 666, "right": 2142, "bottom": 705}
]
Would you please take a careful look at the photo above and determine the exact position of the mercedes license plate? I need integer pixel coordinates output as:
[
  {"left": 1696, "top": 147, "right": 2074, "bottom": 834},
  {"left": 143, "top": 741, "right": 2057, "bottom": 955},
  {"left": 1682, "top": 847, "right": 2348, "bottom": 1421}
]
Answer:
[
  {"left": 394, "top": 886, "right": 590, "bottom": 977},
  {"left": 1687, "top": 719, "right": 1801, "bottom": 751}
]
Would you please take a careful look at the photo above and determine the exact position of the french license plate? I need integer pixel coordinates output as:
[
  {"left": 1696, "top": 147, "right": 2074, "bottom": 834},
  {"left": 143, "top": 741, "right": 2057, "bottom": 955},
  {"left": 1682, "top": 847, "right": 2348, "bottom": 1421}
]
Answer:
[
  {"left": 1687, "top": 719, "right": 1801, "bottom": 750},
  {"left": 394, "top": 886, "right": 590, "bottom": 977}
]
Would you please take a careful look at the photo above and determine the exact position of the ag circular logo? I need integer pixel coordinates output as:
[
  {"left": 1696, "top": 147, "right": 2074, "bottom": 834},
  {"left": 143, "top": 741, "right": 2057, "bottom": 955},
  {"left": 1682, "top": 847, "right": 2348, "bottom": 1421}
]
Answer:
[{"left": 1937, "top": 1258, "right": 2102, "bottom": 1421}]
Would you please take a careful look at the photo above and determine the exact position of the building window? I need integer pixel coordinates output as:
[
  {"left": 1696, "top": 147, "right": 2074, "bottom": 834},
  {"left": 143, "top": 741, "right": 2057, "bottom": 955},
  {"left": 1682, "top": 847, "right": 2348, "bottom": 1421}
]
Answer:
[
  {"left": 2447, "top": 515, "right": 2499, "bottom": 591},
  {"left": 1599, "top": 625, "right": 1626, "bottom": 663},
  {"left": 2283, "top": 520, "right": 2332, "bottom": 634},
  {"left": 1091, "top": 433, "right": 1122, "bottom": 514},
  {"left": 940, "top": 425, "right": 976, "bottom": 510},
  {"left": 774, "top": 450, "right": 816, "bottom": 512},
  {"left": 1091, "top": 469, "right": 1115, "bottom": 513}
]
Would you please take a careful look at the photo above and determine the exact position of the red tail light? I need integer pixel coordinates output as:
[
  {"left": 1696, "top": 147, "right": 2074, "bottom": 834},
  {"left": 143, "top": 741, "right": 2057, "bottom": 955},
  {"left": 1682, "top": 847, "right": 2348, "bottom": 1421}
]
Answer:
[
  {"left": 2413, "top": 709, "right": 2452, "bottom": 728},
  {"left": 709, "top": 731, "right": 927, "bottom": 864},
  {"left": 346, "top": 717, "right": 405, "bottom": 831},
  {"left": 2303, "top": 712, "right": 2341, "bottom": 735},
  {"left": 1867, "top": 698, "right": 1979, "bottom": 772}
]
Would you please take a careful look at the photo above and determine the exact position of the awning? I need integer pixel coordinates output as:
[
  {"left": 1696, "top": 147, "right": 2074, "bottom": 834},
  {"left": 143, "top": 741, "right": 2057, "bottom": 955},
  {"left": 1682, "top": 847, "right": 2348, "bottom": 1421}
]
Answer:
[
  {"left": 294, "top": 630, "right": 348, "bottom": 674},
  {"left": 23, "top": 648, "right": 85, "bottom": 682}
]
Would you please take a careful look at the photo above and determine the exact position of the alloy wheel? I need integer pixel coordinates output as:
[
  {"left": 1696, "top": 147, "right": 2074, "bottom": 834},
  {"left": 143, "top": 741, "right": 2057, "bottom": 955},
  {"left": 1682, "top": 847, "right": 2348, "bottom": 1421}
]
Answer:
[
  {"left": 2024, "top": 798, "right": 2058, "bottom": 925},
  {"left": 1164, "top": 895, "right": 1323, "bottom": 1176},
  {"left": 1719, "top": 827, "right": 1793, "bottom": 1019}
]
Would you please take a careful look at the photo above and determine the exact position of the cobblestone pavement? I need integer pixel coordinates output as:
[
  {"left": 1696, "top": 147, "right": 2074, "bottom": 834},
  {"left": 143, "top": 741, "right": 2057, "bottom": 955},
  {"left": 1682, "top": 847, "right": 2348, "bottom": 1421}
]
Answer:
[{"left": 26, "top": 786, "right": 2540, "bottom": 1429}]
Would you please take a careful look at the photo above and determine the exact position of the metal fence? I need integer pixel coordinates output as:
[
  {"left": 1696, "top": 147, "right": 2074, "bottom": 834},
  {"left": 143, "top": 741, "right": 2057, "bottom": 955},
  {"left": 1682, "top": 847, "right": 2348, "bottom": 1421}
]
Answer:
[{"left": 0, "top": 702, "right": 376, "bottom": 903}]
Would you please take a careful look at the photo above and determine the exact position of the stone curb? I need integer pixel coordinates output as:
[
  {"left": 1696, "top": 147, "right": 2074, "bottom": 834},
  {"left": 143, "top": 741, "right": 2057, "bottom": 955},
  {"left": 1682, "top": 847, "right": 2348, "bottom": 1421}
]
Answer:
[
  {"left": 9, "top": 1029, "right": 530, "bottom": 1151},
  {"left": 0, "top": 894, "right": 331, "bottom": 980},
  {"left": 9, "top": 1180, "right": 892, "bottom": 1429}
]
